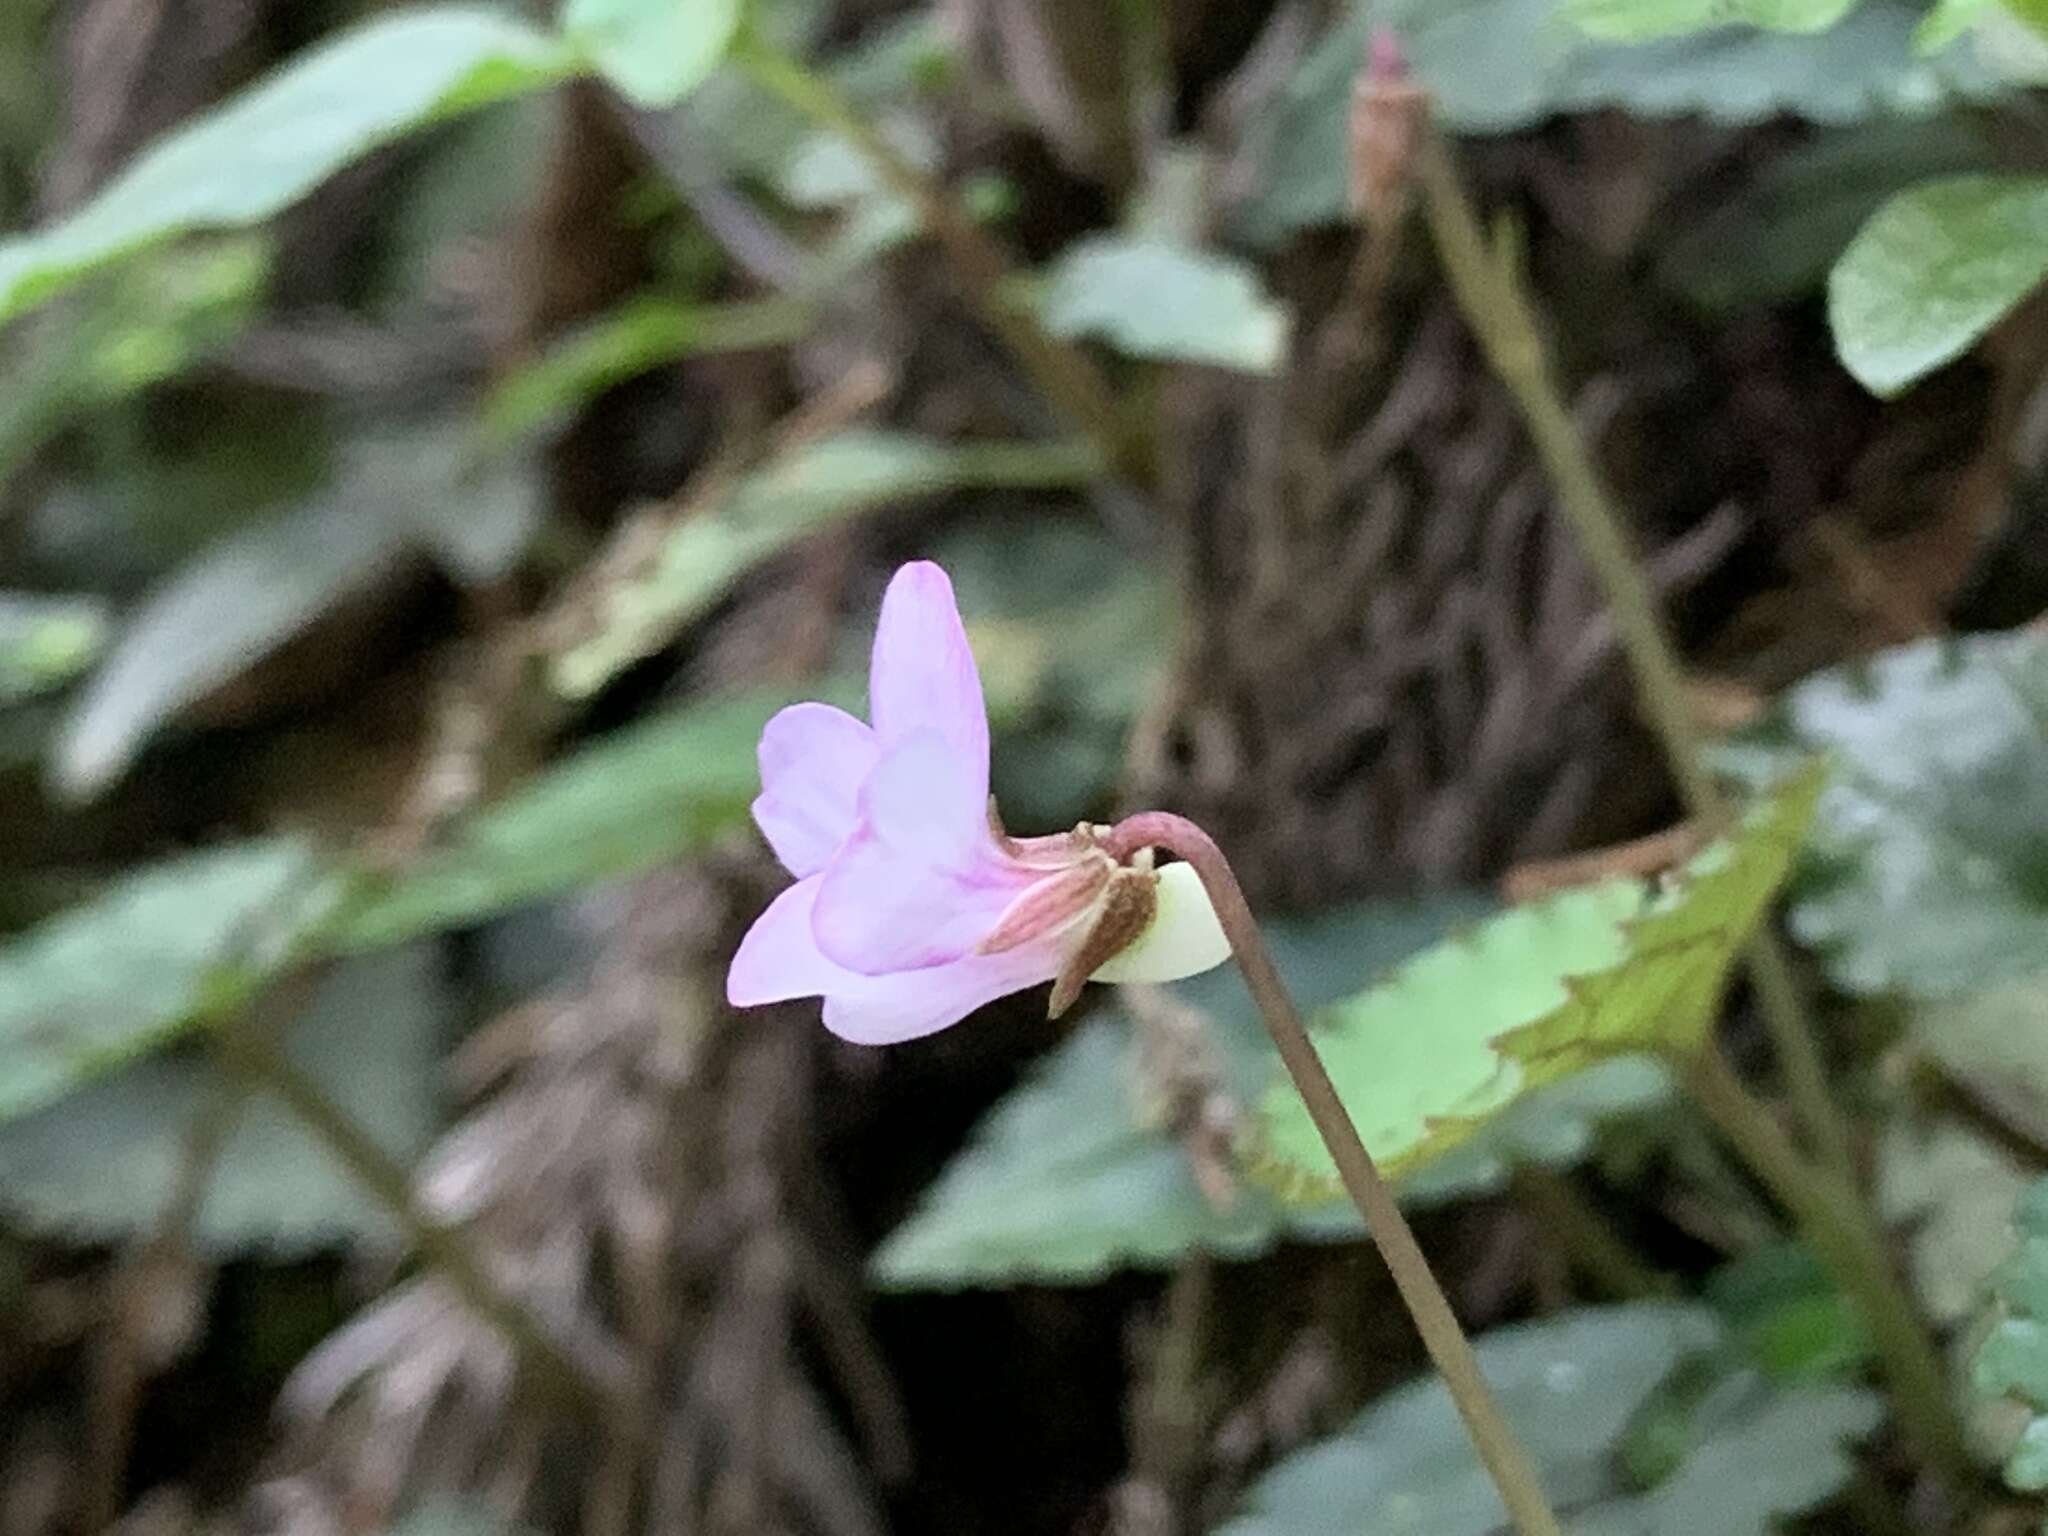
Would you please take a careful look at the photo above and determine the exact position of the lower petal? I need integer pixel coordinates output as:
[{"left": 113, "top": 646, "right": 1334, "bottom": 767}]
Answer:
[
  {"left": 821, "top": 947, "right": 1056, "bottom": 1045},
  {"left": 728, "top": 877, "right": 853, "bottom": 1005}
]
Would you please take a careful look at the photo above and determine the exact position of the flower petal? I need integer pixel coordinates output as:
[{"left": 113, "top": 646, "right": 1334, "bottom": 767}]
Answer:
[
  {"left": 867, "top": 562, "right": 989, "bottom": 786},
  {"left": 812, "top": 729, "right": 1032, "bottom": 975},
  {"left": 727, "top": 876, "right": 851, "bottom": 1006},
  {"left": 821, "top": 946, "right": 1056, "bottom": 1044},
  {"left": 726, "top": 874, "right": 1056, "bottom": 1044},
  {"left": 751, "top": 702, "right": 881, "bottom": 877},
  {"left": 1089, "top": 861, "right": 1232, "bottom": 985}
]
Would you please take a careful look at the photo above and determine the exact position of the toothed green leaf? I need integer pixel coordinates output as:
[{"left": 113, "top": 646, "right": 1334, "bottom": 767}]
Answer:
[
  {"left": 872, "top": 899, "right": 1671, "bottom": 1288},
  {"left": 1720, "top": 631, "right": 2048, "bottom": 999},
  {"left": 1253, "top": 768, "right": 1821, "bottom": 1200}
]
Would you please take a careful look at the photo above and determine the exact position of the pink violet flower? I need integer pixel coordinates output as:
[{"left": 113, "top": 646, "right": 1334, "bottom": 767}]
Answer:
[{"left": 726, "top": 561, "right": 1230, "bottom": 1044}]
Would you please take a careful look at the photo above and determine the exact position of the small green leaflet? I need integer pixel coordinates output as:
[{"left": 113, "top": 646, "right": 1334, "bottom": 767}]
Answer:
[
  {"left": 1972, "top": 1179, "right": 2048, "bottom": 1491},
  {"left": 559, "top": 0, "right": 742, "bottom": 108},
  {"left": 1218, "top": 1303, "right": 1879, "bottom": 1536},
  {"left": 1703, "top": 1243, "right": 1873, "bottom": 1381},
  {"left": 0, "top": 593, "right": 108, "bottom": 705},
  {"left": 1718, "top": 631, "right": 2048, "bottom": 1000},
  {"left": 1253, "top": 767, "right": 1822, "bottom": 1201},
  {"left": 1828, "top": 174, "right": 2048, "bottom": 396},
  {"left": 1033, "top": 236, "right": 1289, "bottom": 374},
  {"left": 0, "top": 8, "right": 578, "bottom": 327}
]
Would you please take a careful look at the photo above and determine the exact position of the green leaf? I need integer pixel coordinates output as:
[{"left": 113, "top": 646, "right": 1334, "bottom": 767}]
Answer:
[
  {"left": 333, "top": 685, "right": 825, "bottom": 951},
  {"left": 1657, "top": 117, "right": 2004, "bottom": 310},
  {"left": 1978, "top": 1319, "right": 2048, "bottom": 1411},
  {"left": 872, "top": 899, "right": 1672, "bottom": 1289},
  {"left": 0, "top": 685, "right": 803, "bottom": 1123},
  {"left": 1255, "top": 769, "right": 1821, "bottom": 1200},
  {"left": 560, "top": 0, "right": 741, "bottom": 108},
  {"left": 0, "top": 839, "right": 321, "bottom": 1125},
  {"left": 1829, "top": 174, "right": 2048, "bottom": 396},
  {"left": 547, "top": 430, "right": 1100, "bottom": 699},
  {"left": 53, "top": 427, "right": 538, "bottom": 799},
  {"left": 1218, "top": 1303, "right": 1880, "bottom": 1536},
  {"left": 1720, "top": 632, "right": 2048, "bottom": 999},
  {"left": 1879, "top": 1115, "right": 2035, "bottom": 1327},
  {"left": 1567, "top": 0, "right": 1862, "bottom": 41},
  {"left": 0, "top": 593, "right": 107, "bottom": 704},
  {"left": 0, "top": 948, "right": 443, "bottom": 1254},
  {"left": 1910, "top": 976, "right": 2048, "bottom": 1145},
  {"left": 1917, "top": 0, "right": 1993, "bottom": 49},
  {"left": 1925, "top": 0, "right": 2048, "bottom": 54},
  {"left": 481, "top": 296, "right": 812, "bottom": 446},
  {"left": 1704, "top": 1243, "right": 1874, "bottom": 1381},
  {"left": 1967, "top": 1175, "right": 2048, "bottom": 1491},
  {"left": 1229, "top": 0, "right": 2003, "bottom": 246},
  {"left": 1033, "top": 236, "right": 1289, "bottom": 373},
  {"left": 0, "top": 7, "right": 578, "bottom": 327}
]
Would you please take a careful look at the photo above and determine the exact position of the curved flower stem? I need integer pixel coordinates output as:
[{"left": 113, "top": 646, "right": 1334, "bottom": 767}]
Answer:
[{"left": 1102, "top": 812, "right": 1566, "bottom": 1536}]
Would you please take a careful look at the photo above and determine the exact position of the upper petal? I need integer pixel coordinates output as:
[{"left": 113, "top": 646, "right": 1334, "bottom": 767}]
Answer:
[
  {"left": 867, "top": 562, "right": 989, "bottom": 791},
  {"left": 751, "top": 702, "right": 881, "bottom": 877},
  {"left": 812, "top": 729, "right": 1033, "bottom": 976}
]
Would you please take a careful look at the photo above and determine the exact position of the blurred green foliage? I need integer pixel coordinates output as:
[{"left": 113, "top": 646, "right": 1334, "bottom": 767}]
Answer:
[
  {"left": 3, "top": 0, "right": 2048, "bottom": 1527},
  {"left": 1218, "top": 1303, "right": 1879, "bottom": 1535}
]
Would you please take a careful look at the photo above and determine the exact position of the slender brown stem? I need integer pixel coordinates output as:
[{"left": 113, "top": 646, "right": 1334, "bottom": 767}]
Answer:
[
  {"left": 1409, "top": 129, "right": 1857, "bottom": 1192},
  {"left": 730, "top": 31, "right": 1151, "bottom": 486},
  {"left": 1103, "top": 812, "right": 1566, "bottom": 1536},
  {"left": 87, "top": 1076, "right": 244, "bottom": 1533},
  {"left": 215, "top": 1015, "right": 614, "bottom": 1422},
  {"left": 1684, "top": 1043, "right": 1970, "bottom": 1478}
]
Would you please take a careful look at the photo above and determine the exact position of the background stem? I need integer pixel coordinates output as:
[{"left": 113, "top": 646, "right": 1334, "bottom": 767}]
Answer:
[
  {"left": 1410, "top": 130, "right": 1857, "bottom": 1189},
  {"left": 216, "top": 1006, "right": 616, "bottom": 1423},
  {"left": 1104, "top": 812, "right": 1567, "bottom": 1536},
  {"left": 1410, "top": 126, "right": 1967, "bottom": 1479},
  {"left": 731, "top": 31, "right": 1151, "bottom": 486},
  {"left": 1683, "top": 1043, "right": 1970, "bottom": 1477}
]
